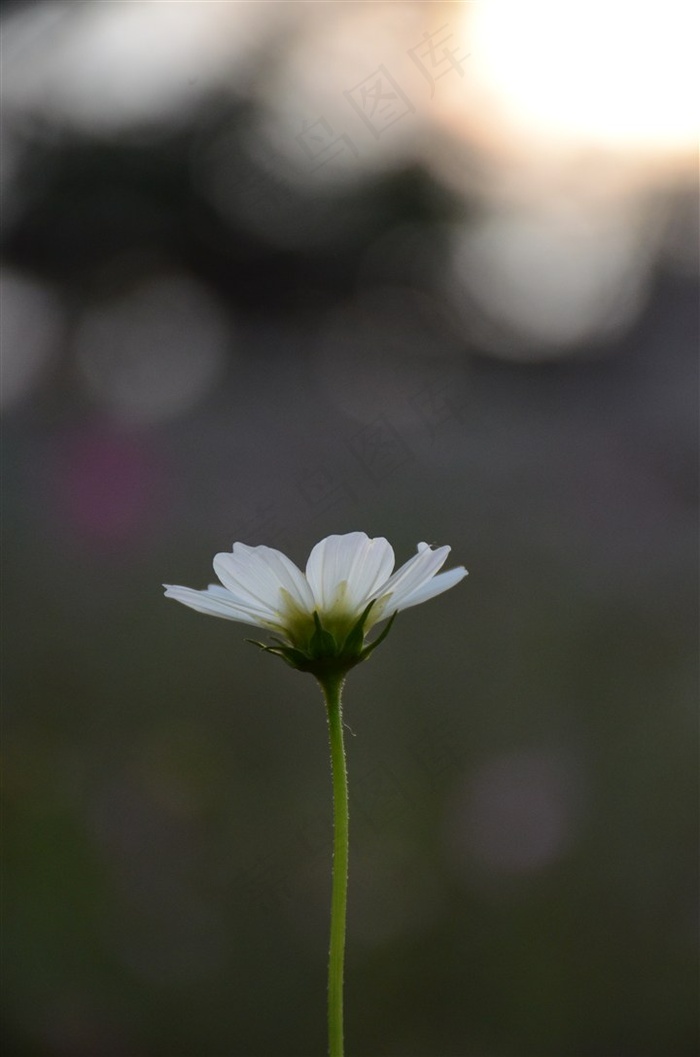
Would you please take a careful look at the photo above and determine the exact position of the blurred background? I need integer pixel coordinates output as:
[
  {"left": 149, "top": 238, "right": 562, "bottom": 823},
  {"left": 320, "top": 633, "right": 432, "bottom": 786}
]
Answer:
[{"left": 2, "top": 2, "right": 698, "bottom": 1055}]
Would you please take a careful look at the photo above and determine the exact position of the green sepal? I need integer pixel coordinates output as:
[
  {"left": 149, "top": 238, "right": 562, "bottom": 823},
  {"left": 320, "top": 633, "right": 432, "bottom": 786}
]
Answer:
[
  {"left": 246, "top": 607, "right": 398, "bottom": 677},
  {"left": 339, "top": 599, "right": 375, "bottom": 659},
  {"left": 310, "top": 612, "right": 339, "bottom": 659},
  {"left": 245, "top": 639, "right": 310, "bottom": 669},
  {"left": 358, "top": 610, "right": 397, "bottom": 662}
]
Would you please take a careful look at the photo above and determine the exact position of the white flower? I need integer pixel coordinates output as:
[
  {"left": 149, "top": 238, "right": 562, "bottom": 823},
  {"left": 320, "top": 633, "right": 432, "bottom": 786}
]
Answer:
[{"left": 164, "top": 532, "right": 467, "bottom": 670}]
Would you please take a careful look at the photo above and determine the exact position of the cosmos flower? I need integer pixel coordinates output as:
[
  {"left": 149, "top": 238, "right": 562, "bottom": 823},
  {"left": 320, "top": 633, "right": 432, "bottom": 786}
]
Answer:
[
  {"left": 164, "top": 531, "right": 467, "bottom": 672},
  {"left": 164, "top": 531, "right": 468, "bottom": 1054}
]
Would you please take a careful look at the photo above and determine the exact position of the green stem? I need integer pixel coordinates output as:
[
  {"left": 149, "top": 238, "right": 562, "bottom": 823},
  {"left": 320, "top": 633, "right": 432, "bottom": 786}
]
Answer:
[{"left": 320, "top": 673, "right": 349, "bottom": 1057}]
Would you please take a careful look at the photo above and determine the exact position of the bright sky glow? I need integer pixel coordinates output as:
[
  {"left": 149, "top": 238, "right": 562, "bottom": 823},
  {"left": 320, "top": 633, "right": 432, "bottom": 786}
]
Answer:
[{"left": 466, "top": 0, "right": 699, "bottom": 153}]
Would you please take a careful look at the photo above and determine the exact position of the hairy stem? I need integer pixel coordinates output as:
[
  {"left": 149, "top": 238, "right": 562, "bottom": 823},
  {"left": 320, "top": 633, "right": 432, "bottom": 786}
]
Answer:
[{"left": 320, "top": 673, "right": 349, "bottom": 1057}]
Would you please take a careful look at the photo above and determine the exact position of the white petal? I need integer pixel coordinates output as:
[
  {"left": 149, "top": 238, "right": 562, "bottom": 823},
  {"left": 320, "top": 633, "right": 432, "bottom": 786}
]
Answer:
[
  {"left": 199, "top": 583, "right": 277, "bottom": 619},
  {"left": 306, "top": 532, "right": 394, "bottom": 612},
  {"left": 374, "top": 542, "right": 451, "bottom": 612},
  {"left": 213, "top": 543, "right": 310, "bottom": 618},
  {"left": 306, "top": 533, "right": 365, "bottom": 609},
  {"left": 353, "top": 536, "right": 395, "bottom": 602},
  {"left": 163, "top": 584, "right": 276, "bottom": 629},
  {"left": 391, "top": 565, "right": 468, "bottom": 612},
  {"left": 236, "top": 544, "right": 315, "bottom": 611},
  {"left": 344, "top": 535, "right": 395, "bottom": 608}
]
